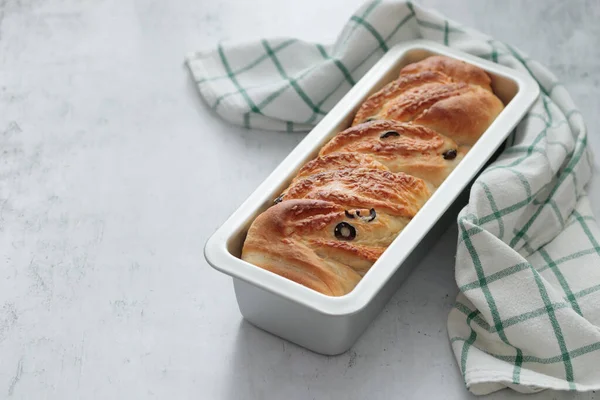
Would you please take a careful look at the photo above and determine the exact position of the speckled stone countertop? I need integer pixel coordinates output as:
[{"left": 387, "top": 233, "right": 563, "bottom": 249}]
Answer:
[{"left": 1, "top": 0, "right": 599, "bottom": 399}]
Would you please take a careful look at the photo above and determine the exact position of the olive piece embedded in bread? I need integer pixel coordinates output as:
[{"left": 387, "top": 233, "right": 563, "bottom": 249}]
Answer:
[
  {"left": 345, "top": 208, "right": 375, "bottom": 222},
  {"left": 334, "top": 222, "right": 356, "bottom": 241},
  {"left": 380, "top": 130, "right": 400, "bottom": 139},
  {"left": 442, "top": 149, "right": 458, "bottom": 160},
  {"left": 363, "top": 208, "right": 376, "bottom": 222}
]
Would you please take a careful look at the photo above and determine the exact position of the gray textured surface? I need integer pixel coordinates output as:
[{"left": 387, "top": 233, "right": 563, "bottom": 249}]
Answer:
[{"left": 1, "top": 0, "right": 599, "bottom": 399}]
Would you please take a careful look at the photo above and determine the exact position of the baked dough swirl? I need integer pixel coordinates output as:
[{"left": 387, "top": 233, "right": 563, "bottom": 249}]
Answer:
[{"left": 241, "top": 55, "right": 504, "bottom": 296}]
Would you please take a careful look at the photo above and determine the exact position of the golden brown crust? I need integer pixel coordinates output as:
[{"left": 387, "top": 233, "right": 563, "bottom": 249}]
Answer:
[
  {"left": 352, "top": 71, "right": 450, "bottom": 125},
  {"left": 282, "top": 168, "right": 431, "bottom": 218},
  {"left": 241, "top": 55, "right": 504, "bottom": 296},
  {"left": 377, "top": 82, "right": 469, "bottom": 122},
  {"left": 412, "top": 87, "right": 504, "bottom": 146},
  {"left": 322, "top": 120, "right": 444, "bottom": 155},
  {"left": 319, "top": 120, "right": 462, "bottom": 187},
  {"left": 241, "top": 199, "right": 408, "bottom": 296},
  {"left": 294, "top": 152, "right": 388, "bottom": 182},
  {"left": 241, "top": 200, "right": 360, "bottom": 296},
  {"left": 352, "top": 56, "right": 504, "bottom": 145},
  {"left": 399, "top": 55, "right": 493, "bottom": 90}
]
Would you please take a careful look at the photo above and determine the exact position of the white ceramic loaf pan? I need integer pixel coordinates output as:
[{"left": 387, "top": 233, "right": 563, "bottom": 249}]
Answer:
[{"left": 204, "top": 40, "right": 540, "bottom": 355}]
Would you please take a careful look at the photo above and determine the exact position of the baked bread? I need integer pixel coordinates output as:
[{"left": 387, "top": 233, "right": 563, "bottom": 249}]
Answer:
[
  {"left": 242, "top": 200, "right": 382, "bottom": 296},
  {"left": 282, "top": 168, "right": 432, "bottom": 217},
  {"left": 289, "top": 152, "right": 389, "bottom": 187},
  {"left": 352, "top": 56, "right": 504, "bottom": 146},
  {"left": 319, "top": 120, "right": 465, "bottom": 187},
  {"left": 241, "top": 55, "right": 504, "bottom": 296}
]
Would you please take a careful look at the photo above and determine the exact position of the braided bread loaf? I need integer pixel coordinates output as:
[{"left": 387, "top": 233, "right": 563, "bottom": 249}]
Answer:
[{"left": 241, "top": 55, "right": 504, "bottom": 296}]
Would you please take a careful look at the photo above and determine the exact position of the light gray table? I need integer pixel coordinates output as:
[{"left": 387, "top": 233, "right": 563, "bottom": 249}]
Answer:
[{"left": 1, "top": 0, "right": 599, "bottom": 399}]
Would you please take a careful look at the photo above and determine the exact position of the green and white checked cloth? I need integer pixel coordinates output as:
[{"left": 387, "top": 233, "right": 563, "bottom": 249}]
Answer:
[{"left": 186, "top": 0, "right": 600, "bottom": 395}]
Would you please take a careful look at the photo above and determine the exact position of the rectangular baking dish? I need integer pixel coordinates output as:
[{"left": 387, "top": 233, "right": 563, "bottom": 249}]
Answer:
[{"left": 204, "top": 40, "right": 540, "bottom": 355}]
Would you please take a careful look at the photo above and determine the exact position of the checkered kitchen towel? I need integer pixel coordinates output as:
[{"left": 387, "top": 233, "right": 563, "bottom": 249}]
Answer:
[{"left": 186, "top": 0, "right": 600, "bottom": 395}]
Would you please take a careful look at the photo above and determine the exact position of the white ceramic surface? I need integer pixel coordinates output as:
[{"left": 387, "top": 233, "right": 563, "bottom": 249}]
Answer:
[{"left": 1, "top": 0, "right": 599, "bottom": 398}]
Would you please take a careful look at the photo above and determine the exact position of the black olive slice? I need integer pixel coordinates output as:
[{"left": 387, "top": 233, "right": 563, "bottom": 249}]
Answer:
[
  {"left": 344, "top": 210, "right": 355, "bottom": 219},
  {"left": 442, "top": 149, "right": 458, "bottom": 160},
  {"left": 380, "top": 130, "right": 400, "bottom": 139},
  {"left": 364, "top": 208, "right": 376, "bottom": 222},
  {"left": 273, "top": 194, "right": 284, "bottom": 204},
  {"left": 334, "top": 222, "right": 356, "bottom": 241}
]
